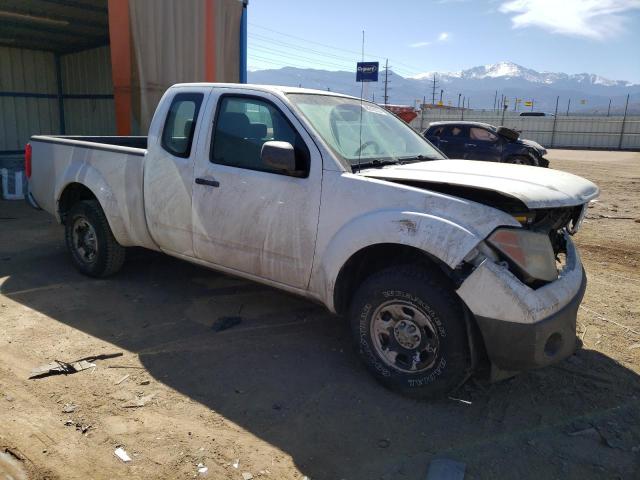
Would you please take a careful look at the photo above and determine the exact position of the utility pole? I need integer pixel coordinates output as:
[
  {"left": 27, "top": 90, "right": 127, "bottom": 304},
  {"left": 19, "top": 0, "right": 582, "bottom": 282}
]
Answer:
[
  {"left": 431, "top": 74, "right": 440, "bottom": 104},
  {"left": 550, "top": 96, "right": 559, "bottom": 147},
  {"left": 607, "top": 98, "right": 612, "bottom": 117},
  {"left": 493, "top": 90, "right": 498, "bottom": 112},
  {"left": 618, "top": 93, "right": 630, "bottom": 149},
  {"left": 467, "top": 97, "right": 470, "bottom": 109},
  {"left": 382, "top": 58, "right": 391, "bottom": 105},
  {"left": 566, "top": 98, "right": 571, "bottom": 116},
  {"left": 457, "top": 93, "right": 461, "bottom": 109},
  {"left": 439, "top": 89, "right": 443, "bottom": 104}
]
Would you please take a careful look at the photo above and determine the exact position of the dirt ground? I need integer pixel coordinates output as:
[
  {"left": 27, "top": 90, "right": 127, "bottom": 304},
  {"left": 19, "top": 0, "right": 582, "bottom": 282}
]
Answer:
[{"left": 1, "top": 149, "right": 639, "bottom": 480}]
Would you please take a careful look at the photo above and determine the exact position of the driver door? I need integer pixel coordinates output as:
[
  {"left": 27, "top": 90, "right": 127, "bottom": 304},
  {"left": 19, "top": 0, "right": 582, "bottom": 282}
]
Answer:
[{"left": 191, "top": 90, "right": 322, "bottom": 289}]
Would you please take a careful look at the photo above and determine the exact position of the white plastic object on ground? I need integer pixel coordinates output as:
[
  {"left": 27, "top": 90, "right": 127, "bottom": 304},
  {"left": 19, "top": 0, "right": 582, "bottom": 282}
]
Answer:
[{"left": 114, "top": 447, "right": 132, "bottom": 463}]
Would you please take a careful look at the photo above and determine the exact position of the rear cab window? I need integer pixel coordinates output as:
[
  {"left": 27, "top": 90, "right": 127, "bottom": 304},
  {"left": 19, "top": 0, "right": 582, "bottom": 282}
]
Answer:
[{"left": 161, "top": 92, "right": 204, "bottom": 158}]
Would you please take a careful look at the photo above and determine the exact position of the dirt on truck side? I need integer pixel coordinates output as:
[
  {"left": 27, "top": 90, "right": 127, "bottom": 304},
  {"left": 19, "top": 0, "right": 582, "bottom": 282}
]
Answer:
[{"left": 1, "top": 149, "right": 639, "bottom": 480}]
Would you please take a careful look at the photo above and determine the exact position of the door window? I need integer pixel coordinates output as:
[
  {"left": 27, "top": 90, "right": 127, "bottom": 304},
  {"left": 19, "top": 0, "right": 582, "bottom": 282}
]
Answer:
[
  {"left": 211, "top": 96, "right": 309, "bottom": 175},
  {"left": 161, "top": 93, "right": 204, "bottom": 158},
  {"left": 443, "top": 125, "right": 467, "bottom": 139},
  {"left": 469, "top": 127, "right": 498, "bottom": 142}
]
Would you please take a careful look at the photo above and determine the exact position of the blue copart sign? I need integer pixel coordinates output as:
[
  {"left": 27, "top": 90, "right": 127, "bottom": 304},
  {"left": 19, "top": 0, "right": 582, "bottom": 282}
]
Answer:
[{"left": 356, "top": 62, "right": 379, "bottom": 82}]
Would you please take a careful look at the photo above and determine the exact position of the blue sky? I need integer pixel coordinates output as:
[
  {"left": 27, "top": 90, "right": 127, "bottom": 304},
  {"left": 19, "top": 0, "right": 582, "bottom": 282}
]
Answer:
[{"left": 247, "top": 0, "right": 640, "bottom": 82}]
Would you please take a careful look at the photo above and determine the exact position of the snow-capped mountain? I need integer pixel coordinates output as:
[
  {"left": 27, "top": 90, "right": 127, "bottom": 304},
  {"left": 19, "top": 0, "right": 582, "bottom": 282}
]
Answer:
[
  {"left": 411, "top": 61, "right": 635, "bottom": 88},
  {"left": 248, "top": 61, "right": 639, "bottom": 113}
]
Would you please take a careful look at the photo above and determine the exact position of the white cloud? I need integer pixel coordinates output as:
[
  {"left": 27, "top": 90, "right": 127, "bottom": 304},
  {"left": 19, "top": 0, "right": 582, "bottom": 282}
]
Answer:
[
  {"left": 499, "top": 0, "right": 640, "bottom": 40},
  {"left": 409, "top": 31, "right": 451, "bottom": 48},
  {"left": 409, "top": 41, "right": 432, "bottom": 48}
]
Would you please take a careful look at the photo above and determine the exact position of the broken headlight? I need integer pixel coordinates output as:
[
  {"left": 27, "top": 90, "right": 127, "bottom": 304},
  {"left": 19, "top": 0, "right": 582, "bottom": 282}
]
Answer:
[{"left": 487, "top": 228, "right": 557, "bottom": 282}]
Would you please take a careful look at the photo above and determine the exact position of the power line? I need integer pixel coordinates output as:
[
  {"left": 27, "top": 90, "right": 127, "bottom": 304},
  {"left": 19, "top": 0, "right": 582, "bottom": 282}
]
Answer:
[
  {"left": 250, "top": 44, "right": 354, "bottom": 70},
  {"left": 249, "top": 33, "right": 358, "bottom": 63},
  {"left": 248, "top": 22, "right": 426, "bottom": 77}
]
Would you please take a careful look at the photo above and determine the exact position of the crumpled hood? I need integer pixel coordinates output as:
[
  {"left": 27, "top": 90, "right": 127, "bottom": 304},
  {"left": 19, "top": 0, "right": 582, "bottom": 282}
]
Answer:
[
  {"left": 517, "top": 138, "right": 545, "bottom": 152},
  {"left": 359, "top": 160, "right": 599, "bottom": 209}
]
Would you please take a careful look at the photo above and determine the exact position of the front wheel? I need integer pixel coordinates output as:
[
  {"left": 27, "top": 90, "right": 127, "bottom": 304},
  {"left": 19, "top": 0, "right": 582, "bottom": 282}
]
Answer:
[
  {"left": 349, "top": 266, "right": 470, "bottom": 398},
  {"left": 507, "top": 155, "right": 537, "bottom": 166},
  {"left": 64, "top": 200, "right": 125, "bottom": 277}
]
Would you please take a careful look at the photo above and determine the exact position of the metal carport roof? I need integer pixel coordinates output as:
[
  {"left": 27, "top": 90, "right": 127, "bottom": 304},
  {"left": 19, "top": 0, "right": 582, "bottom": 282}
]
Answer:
[{"left": 0, "top": 0, "right": 109, "bottom": 53}]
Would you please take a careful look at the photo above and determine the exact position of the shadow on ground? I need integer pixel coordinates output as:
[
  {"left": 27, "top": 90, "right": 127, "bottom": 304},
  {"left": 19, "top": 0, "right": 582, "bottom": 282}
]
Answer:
[{"left": 2, "top": 202, "right": 639, "bottom": 479}]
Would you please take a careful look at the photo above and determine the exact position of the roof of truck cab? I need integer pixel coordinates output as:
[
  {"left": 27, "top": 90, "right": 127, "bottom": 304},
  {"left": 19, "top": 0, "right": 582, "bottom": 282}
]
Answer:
[{"left": 170, "top": 83, "right": 357, "bottom": 98}]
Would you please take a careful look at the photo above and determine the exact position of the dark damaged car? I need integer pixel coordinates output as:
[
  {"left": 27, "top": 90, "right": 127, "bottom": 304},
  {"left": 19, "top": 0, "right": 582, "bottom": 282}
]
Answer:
[{"left": 424, "top": 121, "right": 550, "bottom": 167}]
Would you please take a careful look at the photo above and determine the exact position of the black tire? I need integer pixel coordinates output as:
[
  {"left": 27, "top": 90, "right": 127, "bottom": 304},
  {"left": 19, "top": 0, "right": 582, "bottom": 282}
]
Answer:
[
  {"left": 349, "top": 265, "right": 470, "bottom": 398},
  {"left": 507, "top": 155, "right": 537, "bottom": 166},
  {"left": 64, "top": 200, "right": 125, "bottom": 277}
]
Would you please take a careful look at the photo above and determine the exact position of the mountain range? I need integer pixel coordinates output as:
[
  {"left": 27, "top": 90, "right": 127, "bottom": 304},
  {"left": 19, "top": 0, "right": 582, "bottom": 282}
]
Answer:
[{"left": 248, "top": 61, "right": 639, "bottom": 114}]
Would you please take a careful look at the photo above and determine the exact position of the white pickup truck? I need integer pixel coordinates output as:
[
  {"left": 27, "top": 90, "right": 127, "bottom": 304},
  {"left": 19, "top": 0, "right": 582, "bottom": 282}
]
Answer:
[{"left": 26, "top": 83, "right": 598, "bottom": 397}]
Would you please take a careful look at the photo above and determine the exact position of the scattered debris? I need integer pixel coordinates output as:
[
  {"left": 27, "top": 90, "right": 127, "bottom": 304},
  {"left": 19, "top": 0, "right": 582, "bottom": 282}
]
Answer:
[
  {"left": 426, "top": 458, "right": 466, "bottom": 480},
  {"left": 140, "top": 380, "right": 151, "bottom": 385},
  {"left": 114, "top": 447, "right": 131, "bottom": 463},
  {"left": 567, "top": 427, "right": 600, "bottom": 438},
  {"left": 115, "top": 374, "right": 130, "bottom": 385},
  {"left": 29, "top": 353, "right": 123, "bottom": 379},
  {"left": 377, "top": 438, "right": 390, "bottom": 449},
  {"left": 121, "top": 393, "right": 155, "bottom": 408},
  {"left": 77, "top": 423, "right": 91, "bottom": 434},
  {"left": 242, "top": 473, "right": 253, "bottom": 480},
  {"left": 211, "top": 316, "right": 242, "bottom": 332},
  {"left": 197, "top": 463, "right": 208, "bottom": 475},
  {"left": 448, "top": 396, "right": 472, "bottom": 405},
  {"left": 63, "top": 420, "right": 91, "bottom": 434},
  {"left": 30, "top": 360, "right": 96, "bottom": 379},
  {"left": 62, "top": 403, "right": 77, "bottom": 413},
  {"left": 587, "top": 214, "right": 635, "bottom": 220},
  {"left": 232, "top": 459, "right": 239, "bottom": 469}
]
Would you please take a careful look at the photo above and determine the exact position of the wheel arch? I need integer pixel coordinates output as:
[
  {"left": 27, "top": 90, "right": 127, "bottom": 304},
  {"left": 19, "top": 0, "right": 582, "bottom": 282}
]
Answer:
[
  {"left": 58, "top": 182, "right": 98, "bottom": 224},
  {"left": 333, "top": 243, "right": 456, "bottom": 316}
]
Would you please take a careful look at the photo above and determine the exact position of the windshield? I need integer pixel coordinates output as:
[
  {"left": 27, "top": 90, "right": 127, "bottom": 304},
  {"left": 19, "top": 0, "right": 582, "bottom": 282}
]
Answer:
[{"left": 287, "top": 94, "right": 444, "bottom": 169}]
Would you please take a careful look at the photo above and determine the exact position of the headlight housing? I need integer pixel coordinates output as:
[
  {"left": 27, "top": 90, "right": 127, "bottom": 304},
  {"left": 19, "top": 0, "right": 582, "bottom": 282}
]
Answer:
[{"left": 487, "top": 228, "right": 557, "bottom": 282}]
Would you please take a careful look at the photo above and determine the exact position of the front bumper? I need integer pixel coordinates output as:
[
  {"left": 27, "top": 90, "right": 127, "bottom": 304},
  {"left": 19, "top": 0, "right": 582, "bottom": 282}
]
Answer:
[{"left": 457, "top": 235, "right": 585, "bottom": 370}]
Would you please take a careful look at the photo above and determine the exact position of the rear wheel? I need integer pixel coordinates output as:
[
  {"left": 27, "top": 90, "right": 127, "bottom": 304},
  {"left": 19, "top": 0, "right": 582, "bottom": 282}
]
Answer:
[
  {"left": 64, "top": 200, "right": 125, "bottom": 277},
  {"left": 349, "top": 265, "right": 470, "bottom": 398}
]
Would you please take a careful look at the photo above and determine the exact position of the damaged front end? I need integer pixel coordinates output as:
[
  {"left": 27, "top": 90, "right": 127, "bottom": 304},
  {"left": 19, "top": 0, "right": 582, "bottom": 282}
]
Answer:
[{"left": 456, "top": 203, "right": 589, "bottom": 378}]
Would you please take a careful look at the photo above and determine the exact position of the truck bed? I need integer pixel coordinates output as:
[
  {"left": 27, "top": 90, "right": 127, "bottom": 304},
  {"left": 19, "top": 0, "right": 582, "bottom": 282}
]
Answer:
[{"left": 29, "top": 135, "right": 156, "bottom": 251}]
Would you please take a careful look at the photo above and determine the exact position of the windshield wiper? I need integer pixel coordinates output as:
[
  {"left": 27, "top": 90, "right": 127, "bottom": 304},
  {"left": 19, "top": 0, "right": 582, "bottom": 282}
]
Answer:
[
  {"left": 355, "top": 159, "right": 399, "bottom": 169},
  {"left": 397, "top": 154, "right": 438, "bottom": 163}
]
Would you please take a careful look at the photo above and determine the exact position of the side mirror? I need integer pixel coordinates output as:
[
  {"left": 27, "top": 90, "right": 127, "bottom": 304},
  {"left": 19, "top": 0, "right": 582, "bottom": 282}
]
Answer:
[{"left": 261, "top": 141, "right": 296, "bottom": 173}]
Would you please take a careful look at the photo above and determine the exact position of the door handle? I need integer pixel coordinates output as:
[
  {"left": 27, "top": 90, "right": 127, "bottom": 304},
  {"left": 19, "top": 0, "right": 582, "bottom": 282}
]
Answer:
[
  {"left": 195, "top": 177, "right": 220, "bottom": 187},
  {"left": 439, "top": 139, "right": 448, "bottom": 143}
]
